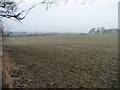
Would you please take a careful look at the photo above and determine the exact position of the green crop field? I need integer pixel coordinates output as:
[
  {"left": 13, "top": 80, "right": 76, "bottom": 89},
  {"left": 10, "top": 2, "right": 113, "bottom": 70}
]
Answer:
[{"left": 3, "top": 32, "right": 119, "bottom": 88}]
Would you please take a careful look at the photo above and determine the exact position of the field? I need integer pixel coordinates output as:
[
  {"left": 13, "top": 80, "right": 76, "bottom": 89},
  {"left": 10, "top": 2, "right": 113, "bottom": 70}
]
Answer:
[{"left": 3, "top": 33, "right": 119, "bottom": 88}]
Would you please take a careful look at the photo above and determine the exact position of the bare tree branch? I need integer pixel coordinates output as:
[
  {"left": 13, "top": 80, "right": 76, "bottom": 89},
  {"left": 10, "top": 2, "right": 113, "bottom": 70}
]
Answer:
[{"left": 0, "top": 0, "right": 96, "bottom": 22}]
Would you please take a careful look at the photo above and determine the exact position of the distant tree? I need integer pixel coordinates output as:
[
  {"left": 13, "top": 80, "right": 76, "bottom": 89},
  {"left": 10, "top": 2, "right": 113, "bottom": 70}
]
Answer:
[
  {"left": 99, "top": 27, "right": 105, "bottom": 33},
  {"left": 94, "top": 27, "right": 105, "bottom": 34},
  {"left": 96, "top": 28, "right": 100, "bottom": 33},
  {"left": 89, "top": 26, "right": 119, "bottom": 34},
  {"left": 89, "top": 28, "right": 96, "bottom": 34}
]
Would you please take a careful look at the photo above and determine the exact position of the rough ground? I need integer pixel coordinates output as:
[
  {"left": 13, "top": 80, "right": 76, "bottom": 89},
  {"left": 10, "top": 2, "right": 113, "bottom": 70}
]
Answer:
[{"left": 3, "top": 33, "right": 119, "bottom": 88}]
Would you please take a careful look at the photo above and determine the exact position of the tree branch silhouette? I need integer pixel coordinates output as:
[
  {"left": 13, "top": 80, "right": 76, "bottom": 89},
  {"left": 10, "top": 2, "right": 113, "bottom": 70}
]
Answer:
[{"left": 0, "top": 0, "right": 96, "bottom": 22}]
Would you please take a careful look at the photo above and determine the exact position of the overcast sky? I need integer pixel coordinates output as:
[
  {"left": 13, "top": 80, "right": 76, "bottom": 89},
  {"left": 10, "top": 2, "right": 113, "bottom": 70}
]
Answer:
[{"left": 4, "top": 0, "right": 119, "bottom": 33}]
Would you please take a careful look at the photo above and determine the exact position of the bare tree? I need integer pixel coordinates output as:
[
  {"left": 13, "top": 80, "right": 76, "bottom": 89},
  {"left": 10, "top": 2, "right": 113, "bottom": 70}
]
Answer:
[
  {"left": 0, "top": 0, "right": 96, "bottom": 21},
  {"left": 0, "top": 0, "right": 36, "bottom": 22}
]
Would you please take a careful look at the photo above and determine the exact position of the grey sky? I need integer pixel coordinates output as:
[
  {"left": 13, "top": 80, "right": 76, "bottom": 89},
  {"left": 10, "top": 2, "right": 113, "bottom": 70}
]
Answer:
[{"left": 5, "top": 0, "right": 119, "bottom": 33}]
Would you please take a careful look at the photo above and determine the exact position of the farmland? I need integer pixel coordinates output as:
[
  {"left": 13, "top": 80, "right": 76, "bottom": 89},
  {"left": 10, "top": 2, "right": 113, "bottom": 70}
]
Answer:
[{"left": 3, "top": 32, "right": 118, "bottom": 88}]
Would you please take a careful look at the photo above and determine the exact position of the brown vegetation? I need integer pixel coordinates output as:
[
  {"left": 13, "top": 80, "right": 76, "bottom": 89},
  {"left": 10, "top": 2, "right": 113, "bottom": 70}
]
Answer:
[{"left": 2, "top": 50, "right": 12, "bottom": 88}]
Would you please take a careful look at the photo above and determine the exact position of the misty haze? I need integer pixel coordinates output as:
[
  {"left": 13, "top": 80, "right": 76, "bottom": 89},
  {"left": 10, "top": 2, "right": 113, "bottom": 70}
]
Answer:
[{"left": 1, "top": 0, "right": 120, "bottom": 89}]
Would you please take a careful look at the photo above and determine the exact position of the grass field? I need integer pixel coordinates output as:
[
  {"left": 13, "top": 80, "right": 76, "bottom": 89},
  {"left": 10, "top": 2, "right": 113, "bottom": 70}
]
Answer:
[{"left": 3, "top": 32, "right": 118, "bottom": 88}]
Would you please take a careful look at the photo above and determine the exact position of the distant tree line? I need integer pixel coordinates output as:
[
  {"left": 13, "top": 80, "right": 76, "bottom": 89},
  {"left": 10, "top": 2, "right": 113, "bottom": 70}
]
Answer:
[{"left": 89, "top": 27, "right": 120, "bottom": 34}]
